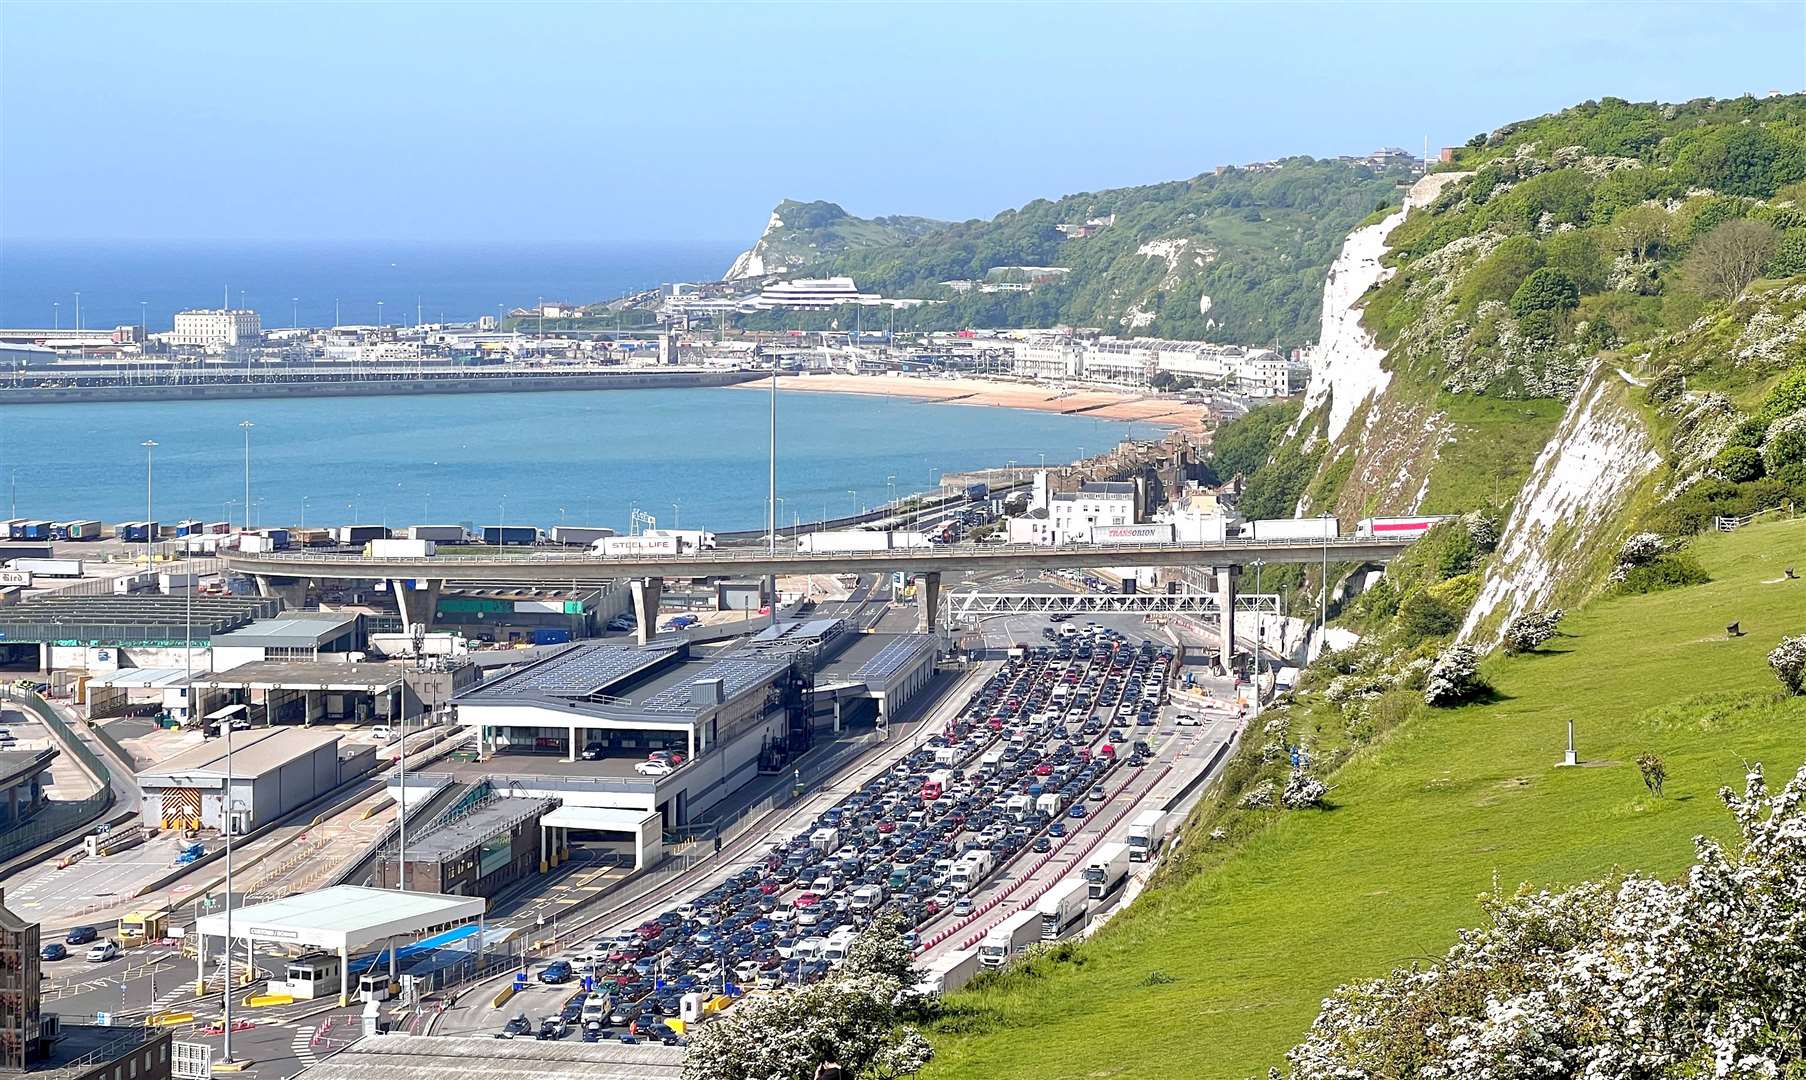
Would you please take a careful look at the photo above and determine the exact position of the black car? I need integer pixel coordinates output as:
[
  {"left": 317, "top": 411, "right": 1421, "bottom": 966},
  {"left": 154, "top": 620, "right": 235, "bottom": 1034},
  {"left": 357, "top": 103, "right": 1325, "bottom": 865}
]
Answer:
[
  {"left": 536, "top": 1018, "right": 568, "bottom": 1041},
  {"left": 64, "top": 926, "right": 97, "bottom": 946},
  {"left": 501, "top": 1014, "right": 533, "bottom": 1037},
  {"left": 559, "top": 998, "right": 585, "bottom": 1024},
  {"left": 580, "top": 743, "right": 606, "bottom": 761},
  {"left": 538, "top": 961, "right": 573, "bottom": 984},
  {"left": 40, "top": 943, "right": 67, "bottom": 961}
]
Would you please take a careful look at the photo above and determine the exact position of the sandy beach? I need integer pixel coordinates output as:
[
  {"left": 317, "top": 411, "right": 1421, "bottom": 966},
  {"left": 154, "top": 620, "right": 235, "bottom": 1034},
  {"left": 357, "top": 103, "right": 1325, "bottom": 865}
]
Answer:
[{"left": 726, "top": 373, "right": 1208, "bottom": 432}]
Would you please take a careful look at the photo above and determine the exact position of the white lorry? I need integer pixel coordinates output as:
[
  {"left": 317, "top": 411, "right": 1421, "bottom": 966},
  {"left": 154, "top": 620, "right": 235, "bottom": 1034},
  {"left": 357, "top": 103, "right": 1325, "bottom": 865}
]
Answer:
[
  {"left": 1036, "top": 877, "right": 1089, "bottom": 941},
  {"left": 977, "top": 909, "right": 1042, "bottom": 968},
  {"left": 1083, "top": 841, "right": 1130, "bottom": 900},
  {"left": 1127, "top": 810, "right": 1168, "bottom": 862}
]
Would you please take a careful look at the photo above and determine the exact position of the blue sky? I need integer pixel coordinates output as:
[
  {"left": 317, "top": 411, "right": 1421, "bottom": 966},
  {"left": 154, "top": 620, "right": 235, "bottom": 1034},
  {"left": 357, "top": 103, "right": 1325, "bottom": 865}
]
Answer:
[{"left": 3, "top": 1, "right": 1801, "bottom": 246}]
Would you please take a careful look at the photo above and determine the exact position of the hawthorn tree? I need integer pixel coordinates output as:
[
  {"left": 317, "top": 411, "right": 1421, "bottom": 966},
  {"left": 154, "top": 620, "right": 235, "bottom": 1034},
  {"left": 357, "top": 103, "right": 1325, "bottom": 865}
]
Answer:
[{"left": 1770, "top": 634, "right": 1806, "bottom": 696}]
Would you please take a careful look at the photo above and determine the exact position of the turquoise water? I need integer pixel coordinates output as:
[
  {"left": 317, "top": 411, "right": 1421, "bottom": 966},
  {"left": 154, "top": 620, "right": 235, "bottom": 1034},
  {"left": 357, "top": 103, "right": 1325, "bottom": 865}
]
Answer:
[{"left": 0, "top": 388, "right": 1140, "bottom": 532}]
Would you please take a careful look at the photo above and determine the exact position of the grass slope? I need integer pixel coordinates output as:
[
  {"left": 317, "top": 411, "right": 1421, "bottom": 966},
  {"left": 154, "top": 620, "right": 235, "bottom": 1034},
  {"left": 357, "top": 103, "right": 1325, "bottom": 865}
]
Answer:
[{"left": 924, "top": 517, "right": 1806, "bottom": 1079}]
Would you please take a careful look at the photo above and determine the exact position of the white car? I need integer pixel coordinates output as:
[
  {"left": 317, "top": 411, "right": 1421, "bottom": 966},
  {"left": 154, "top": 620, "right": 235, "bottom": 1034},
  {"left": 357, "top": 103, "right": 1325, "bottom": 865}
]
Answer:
[
  {"left": 634, "top": 760, "right": 673, "bottom": 777},
  {"left": 1173, "top": 714, "right": 1202, "bottom": 727},
  {"left": 85, "top": 940, "right": 118, "bottom": 963}
]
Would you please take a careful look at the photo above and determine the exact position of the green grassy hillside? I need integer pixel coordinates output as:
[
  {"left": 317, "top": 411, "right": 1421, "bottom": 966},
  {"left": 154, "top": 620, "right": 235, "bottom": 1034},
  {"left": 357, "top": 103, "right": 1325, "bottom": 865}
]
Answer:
[
  {"left": 730, "top": 158, "right": 1410, "bottom": 349},
  {"left": 923, "top": 517, "right": 1806, "bottom": 1079}
]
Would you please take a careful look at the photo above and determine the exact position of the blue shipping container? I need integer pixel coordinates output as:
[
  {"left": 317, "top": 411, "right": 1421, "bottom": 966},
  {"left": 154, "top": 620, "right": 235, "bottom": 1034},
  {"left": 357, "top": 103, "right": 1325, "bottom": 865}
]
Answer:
[{"left": 532, "top": 627, "right": 572, "bottom": 645}]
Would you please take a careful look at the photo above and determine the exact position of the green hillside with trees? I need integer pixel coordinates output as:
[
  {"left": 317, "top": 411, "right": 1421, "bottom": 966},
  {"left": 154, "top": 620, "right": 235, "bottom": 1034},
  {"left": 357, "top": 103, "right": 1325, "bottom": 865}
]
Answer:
[{"left": 729, "top": 158, "right": 1410, "bottom": 349}]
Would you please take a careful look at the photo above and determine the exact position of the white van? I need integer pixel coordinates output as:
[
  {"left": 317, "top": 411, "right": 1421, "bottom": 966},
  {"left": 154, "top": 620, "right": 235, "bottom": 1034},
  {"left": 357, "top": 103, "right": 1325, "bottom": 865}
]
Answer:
[
  {"left": 822, "top": 931, "right": 856, "bottom": 964},
  {"left": 581, "top": 993, "right": 611, "bottom": 1023}
]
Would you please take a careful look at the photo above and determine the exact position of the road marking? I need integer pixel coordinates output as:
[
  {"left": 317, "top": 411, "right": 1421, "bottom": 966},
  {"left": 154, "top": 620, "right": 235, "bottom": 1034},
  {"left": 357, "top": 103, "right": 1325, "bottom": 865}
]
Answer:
[{"left": 290, "top": 1025, "right": 319, "bottom": 1069}]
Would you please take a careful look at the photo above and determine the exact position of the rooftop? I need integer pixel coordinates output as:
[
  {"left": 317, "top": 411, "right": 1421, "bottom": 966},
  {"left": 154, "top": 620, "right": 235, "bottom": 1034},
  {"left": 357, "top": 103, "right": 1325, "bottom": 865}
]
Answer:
[
  {"left": 817, "top": 631, "right": 934, "bottom": 684},
  {"left": 136, "top": 726, "right": 341, "bottom": 780},
  {"left": 192, "top": 885, "right": 485, "bottom": 953},
  {"left": 295, "top": 1033, "right": 681, "bottom": 1080},
  {"left": 402, "top": 797, "right": 550, "bottom": 862},
  {"left": 458, "top": 641, "right": 789, "bottom": 723},
  {"left": 209, "top": 659, "right": 405, "bottom": 692},
  {"left": 0, "top": 594, "right": 278, "bottom": 644},
  {"left": 84, "top": 666, "right": 211, "bottom": 689},
  {"left": 211, "top": 612, "right": 360, "bottom": 649}
]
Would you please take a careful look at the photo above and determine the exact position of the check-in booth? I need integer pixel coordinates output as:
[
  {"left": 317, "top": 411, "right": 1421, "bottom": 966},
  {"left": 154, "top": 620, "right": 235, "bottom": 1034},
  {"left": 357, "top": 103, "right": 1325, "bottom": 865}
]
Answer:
[
  {"left": 118, "top": 909, "right": 170, "bottom": 948},
  {"left": 276, "top": 952, "right": 344, "bottom": 1000}
]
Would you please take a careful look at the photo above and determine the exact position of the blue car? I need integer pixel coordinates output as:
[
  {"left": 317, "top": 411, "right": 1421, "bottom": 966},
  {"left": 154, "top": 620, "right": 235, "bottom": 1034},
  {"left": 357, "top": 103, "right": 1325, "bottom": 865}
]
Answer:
[
  {"left": 538, "top": 961, "right": 573, "bottom": 984},
  {"left": 1068, "top": 804, "right": 1088, "bottom": 819},
  {"left": 64, "top": 926, "right": 98, "bottom": 946},
  {"left": 40, "top": 943, "right": 67, "bottom": 961}
]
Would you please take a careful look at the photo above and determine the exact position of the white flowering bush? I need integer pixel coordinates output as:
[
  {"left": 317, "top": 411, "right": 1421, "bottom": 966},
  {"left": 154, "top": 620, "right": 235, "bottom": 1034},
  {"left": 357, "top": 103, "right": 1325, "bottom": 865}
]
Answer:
[
  {"left": 1462, "top": 509, "right": 1501, "bottom": 553},
  {"left": 1617, "top": 531, "right": 1666, "bottom": 566},
  {"left": 1423, "top": 646, "right": 1484, "bottom": 706},
  {"left": 1502, "top": 609, "right": 1565, "bottom": 654},
  {"left": 1609, "top": 532, "right": 1669, "bottom": 583},
  {"left": 1238, "top": 780, "right": 1277, "bottom": 810},
  {"left": 1282, "top": 759, "right": 1806, "bottom": 1079},
  {"left": 1770, "top": 634, "right": 1806, "bottom": 696},
  {"left": 1281, "top": 769, "right": 1329, "bottom": 810},
  {"left": 683, "top": 912, "right": 932, "bottom": 1080},
  {"left": 1761, "top": 410, "right": 1806, "bottom": 472}
]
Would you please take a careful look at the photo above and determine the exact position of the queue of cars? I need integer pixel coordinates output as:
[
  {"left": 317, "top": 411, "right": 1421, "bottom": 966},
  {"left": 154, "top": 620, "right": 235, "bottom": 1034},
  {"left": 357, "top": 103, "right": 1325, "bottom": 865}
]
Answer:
[{"left": 513, "top": 623, "right": 1175, "bottom": 1042}]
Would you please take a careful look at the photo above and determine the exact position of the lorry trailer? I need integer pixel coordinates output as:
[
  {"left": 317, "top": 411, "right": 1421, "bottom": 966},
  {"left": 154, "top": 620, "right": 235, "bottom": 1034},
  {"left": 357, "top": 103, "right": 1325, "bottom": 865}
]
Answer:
[
  {"left": 1127, "top": 809, "right": 1168, "bottom": 862},
  {"left": 1354, "top": 515, "right": 1451, "bottom": 539},
  {"left": 549, "top": 525, "right": 615, "bottom": 546},
  {"left": 405, "top": 525, "right": 467, "bottom": 543},
  {"left": 977, "top": 909, "right": 1042, "bottom": 968},
  {"left": 480, "top": 525, "right": 539, "bottom": 546},
  {"left": 1084, "top": 841, "right": 1130, "bottom": 900},
  {"left": 1239, "top": 517, "right": 1338, "bottom": 541},
  {"left": 795, "top": 530, "right": 931, "bottom": 554},
  {"left": 1036, "top": 877, "right": 1089, "bottom": 941},
  {"left": 334, "top": 525, "right": 388, "bottom": 546}
]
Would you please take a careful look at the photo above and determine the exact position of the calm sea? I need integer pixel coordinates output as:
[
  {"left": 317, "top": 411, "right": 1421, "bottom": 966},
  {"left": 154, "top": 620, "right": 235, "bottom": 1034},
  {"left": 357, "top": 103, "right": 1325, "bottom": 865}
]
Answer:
[
  {"left": 0, "top": 388, "right": 1138, "bottom": 532},
  {"left": 0, "top": 240, "right": 740, "bottom": 330}
]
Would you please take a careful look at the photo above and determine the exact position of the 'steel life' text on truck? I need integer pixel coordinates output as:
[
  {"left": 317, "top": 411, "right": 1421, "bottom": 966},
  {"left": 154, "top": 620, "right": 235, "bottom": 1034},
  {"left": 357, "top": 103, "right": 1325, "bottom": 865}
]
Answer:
[
  {"left": 977, "top": 909, "right": 1042, "bottom": 968},
  {"left": 1127, "top": 809, "right": 1167, "bottom": 862}
]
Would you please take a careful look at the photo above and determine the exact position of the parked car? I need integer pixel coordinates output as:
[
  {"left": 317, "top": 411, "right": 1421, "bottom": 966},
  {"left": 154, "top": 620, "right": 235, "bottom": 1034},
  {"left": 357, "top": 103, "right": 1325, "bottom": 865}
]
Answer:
[
  {"left": 39, "top": 943, "right": 67, "bottom": 961},
  {"left": 635, "top": 760, "right": 673, "bottom": 777},
  {"left": 580, "top": 743, "right": 606, "bottom": 761}
]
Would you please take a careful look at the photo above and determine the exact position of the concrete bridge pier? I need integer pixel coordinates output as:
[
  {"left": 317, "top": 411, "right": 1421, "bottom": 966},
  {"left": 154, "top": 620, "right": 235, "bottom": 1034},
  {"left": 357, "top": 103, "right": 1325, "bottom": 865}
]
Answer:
[
  {"left": 1214, "top": 565, "right": 1239, "bottom": 672},
  {"left": 253, "top": 574, "right": 310, "bottom": 610},
  {"left": 916, "top": 572, "right": 941, "bottom": 634},
  {"left": 630, "top": 577, "right": 664, "bottom": 646},
  {"left": 391, "top": 578, "right": 441, "bottom": 637}
]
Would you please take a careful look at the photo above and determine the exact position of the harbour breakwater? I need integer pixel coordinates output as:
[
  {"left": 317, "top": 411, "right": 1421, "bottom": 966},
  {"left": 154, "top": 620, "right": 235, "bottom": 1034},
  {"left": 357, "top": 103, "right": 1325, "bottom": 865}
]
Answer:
[{"left": 0, "top": 367, "right": 763, "bottom": 405}]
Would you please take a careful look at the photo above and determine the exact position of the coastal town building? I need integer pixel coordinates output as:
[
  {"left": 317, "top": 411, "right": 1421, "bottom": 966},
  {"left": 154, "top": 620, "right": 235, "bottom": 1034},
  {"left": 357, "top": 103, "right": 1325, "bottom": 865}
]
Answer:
[
  {"left": 170, "top": 308, "right": 262, "bottom": 350},
  {"left": 1004, "top": 333, "right": 1305, "bottom": 396}
]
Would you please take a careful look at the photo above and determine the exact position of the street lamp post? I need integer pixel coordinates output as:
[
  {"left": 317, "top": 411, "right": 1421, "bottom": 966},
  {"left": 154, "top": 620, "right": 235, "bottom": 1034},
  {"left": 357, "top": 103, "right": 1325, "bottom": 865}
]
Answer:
[
  {"left": 239, "top": 421, "right": 254, "bottom": 532},
  {"left": 140, "top": 441, "right": 157, "bottom": 566}
]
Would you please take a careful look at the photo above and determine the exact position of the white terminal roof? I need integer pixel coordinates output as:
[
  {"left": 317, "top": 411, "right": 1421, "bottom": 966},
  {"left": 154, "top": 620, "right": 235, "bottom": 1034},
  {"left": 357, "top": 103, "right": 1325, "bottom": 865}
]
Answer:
[
  {"left": 540, "top": 805, "right": 661, "bottom": 833},
  {"left": 193, "top": 885, "right": 485, "bottom": 953},
  {"left": 297, "top": 1033, "right": 682, "bottom": 1080},
  {"left": 84, "top": 667, "right": 210, "bottom": 689}
]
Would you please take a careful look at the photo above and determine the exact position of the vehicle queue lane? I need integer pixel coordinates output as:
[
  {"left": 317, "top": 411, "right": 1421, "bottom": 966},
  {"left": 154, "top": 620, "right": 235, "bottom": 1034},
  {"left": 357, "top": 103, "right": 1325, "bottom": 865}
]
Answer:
[
  {"left": 428, "top": 659, "right": 1002, "bottom": 1037},
  {"left": 444, "top": 631, "right": 1173, "bottom": 1043}
]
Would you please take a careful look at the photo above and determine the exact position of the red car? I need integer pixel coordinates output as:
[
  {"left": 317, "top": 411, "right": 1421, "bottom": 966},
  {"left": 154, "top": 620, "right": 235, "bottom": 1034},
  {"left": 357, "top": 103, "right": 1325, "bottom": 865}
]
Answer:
[{"left": 1034, "top": 763, "right": 1053, "bottom": 776}]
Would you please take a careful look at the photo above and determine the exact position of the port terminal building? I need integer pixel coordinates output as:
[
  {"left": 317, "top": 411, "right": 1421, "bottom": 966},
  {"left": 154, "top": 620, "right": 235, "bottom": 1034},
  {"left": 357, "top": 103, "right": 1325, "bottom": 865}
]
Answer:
[
  {"left": 441, "top": 624, "right": 936, "bottom": 866},
  {"left": 135, "top": 726, "right": 374, "bottom": 831}
]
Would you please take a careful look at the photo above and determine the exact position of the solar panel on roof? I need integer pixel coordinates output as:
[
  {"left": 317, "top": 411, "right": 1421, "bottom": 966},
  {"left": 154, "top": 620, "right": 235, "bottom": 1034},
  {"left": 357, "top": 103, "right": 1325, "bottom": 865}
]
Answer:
[
  {"left": 849, "top": 636, "right": 932, "bottom": 681},
  {"left": 481, "top": 644, "right": 677, "bottom": 698},
  {"left": 641, "top": 656, "right": 782, "bottom": 712}
]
